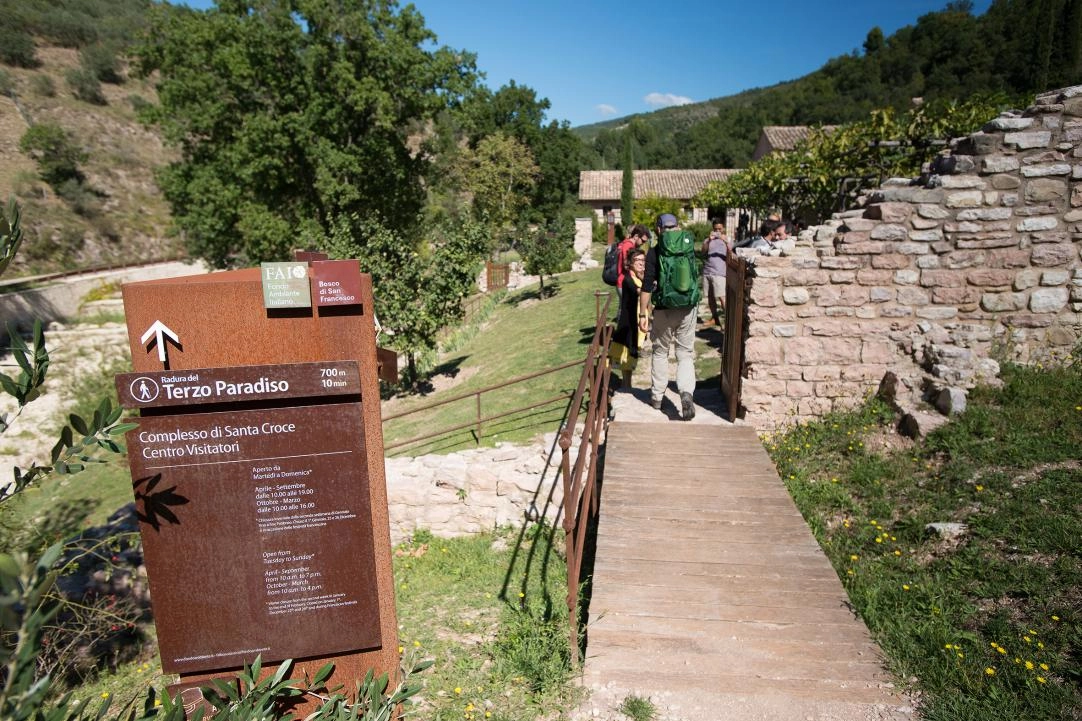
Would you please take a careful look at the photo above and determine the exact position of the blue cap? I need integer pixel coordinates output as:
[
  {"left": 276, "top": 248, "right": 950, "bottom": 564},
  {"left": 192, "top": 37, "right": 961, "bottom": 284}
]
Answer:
[{"left": 658, "top": 213, "right": 678, "bottom": 228}]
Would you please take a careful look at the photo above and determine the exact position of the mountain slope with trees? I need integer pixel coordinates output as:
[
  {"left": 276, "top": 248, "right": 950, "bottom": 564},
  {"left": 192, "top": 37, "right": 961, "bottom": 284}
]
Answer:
[{"left": 579, "top": 0, "right": 1082, "bottom": 170}]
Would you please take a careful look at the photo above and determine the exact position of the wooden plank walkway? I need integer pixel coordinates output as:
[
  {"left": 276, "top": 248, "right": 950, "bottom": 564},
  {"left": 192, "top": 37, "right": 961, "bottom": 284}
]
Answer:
[{"left": 576, "top": 419, "right": 911, "bottom": 721}]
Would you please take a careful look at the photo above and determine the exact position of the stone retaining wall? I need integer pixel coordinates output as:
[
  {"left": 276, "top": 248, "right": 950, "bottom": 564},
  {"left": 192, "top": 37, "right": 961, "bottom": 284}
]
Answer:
[
  {"left": 384, "top": 432, "right": 574, "bottom": 545},
  {"left": 740, "top": 85, "right": 1082, "bottom": 430}
]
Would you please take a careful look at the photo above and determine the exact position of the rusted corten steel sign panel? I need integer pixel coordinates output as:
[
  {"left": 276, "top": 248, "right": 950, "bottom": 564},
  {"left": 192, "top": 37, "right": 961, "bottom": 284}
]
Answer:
[{"left": 116, "top": 263, "right": 397, "bottom": 692}]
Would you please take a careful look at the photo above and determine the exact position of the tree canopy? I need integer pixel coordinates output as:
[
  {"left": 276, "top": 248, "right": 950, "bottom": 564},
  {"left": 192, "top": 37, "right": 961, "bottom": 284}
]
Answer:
[{"left": 135, "top": 0, "right": 477, "bottom": 267}]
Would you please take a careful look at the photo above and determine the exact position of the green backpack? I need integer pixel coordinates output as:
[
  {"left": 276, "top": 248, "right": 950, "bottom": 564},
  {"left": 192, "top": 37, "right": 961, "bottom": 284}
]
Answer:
[{"left": 653, "top": 229, "right": 702, "bottom": 309}]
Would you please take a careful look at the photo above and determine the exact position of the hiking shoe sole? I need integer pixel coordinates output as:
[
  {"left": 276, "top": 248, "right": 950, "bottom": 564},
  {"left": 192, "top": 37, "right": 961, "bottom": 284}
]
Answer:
[{"left": 680, "top": 392, "right": 695, "bottom": 421}]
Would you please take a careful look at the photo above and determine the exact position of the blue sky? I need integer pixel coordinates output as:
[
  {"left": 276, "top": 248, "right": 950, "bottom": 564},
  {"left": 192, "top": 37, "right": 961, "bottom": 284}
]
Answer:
[{"left": 177, "top": 0, "right": 993, "bottom": 128}]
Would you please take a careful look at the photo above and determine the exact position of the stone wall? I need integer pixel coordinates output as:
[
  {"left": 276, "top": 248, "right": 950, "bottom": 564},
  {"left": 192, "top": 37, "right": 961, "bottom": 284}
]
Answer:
[
  {"left": 739, "top": 85, "right": 1082, "bottom": 430},
  {"left": 384, "top": 432, "right": 573, "bottom": 545}
]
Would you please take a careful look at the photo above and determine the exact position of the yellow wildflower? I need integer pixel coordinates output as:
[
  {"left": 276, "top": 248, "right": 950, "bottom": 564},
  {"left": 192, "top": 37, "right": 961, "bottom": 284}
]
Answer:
[{"left": 985, "top": 667, "right": 996, "bottom": 676}]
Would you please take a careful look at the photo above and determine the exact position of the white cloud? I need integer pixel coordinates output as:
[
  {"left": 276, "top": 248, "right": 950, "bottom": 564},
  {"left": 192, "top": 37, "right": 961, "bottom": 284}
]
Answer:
[
  {"left": 596, "top": 103, "right": 618, "bottom": 116},
  {"left": 644, "top": 92, "right": 694, "bottom": 109}
]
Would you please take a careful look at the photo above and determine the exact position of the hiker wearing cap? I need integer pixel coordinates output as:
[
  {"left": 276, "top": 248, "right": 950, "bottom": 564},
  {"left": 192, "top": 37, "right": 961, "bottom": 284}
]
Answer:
[
  {"left": 701, "top": 217, "right": 730, "bottom": 328},
  {"left": 638, "top": 213, "right": 700, "bottom": 421}
]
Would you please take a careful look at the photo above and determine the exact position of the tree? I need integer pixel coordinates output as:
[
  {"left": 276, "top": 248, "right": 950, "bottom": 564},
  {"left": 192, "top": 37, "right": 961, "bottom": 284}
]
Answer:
[
  {"left": 454, "top": 132, "right": 539, "bottom": 230},
  {"left": 19, "top": 122, "right": 86, "bottom": 187},
  {"left": 460, "top": 81, "right": 585, "bottom": 220},
  {"left": 620, "top": 134, "right": 634, "bottom": 228},
  {"left": 517, "top": 211, "right": 575, "bottom": 298},
  {"left": 134, "top": 0, "right": 477, "bottom": 268},
  {"left": 631, "top": 194, "right": 685, "bottom": 229},
  {"left": 321, "top": 214, "right": 489, "bottom": 383}
]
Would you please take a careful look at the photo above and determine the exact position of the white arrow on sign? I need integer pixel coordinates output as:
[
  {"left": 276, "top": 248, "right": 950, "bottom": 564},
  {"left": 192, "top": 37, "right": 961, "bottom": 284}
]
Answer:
[{"left": 140, "top": 320, "right": 180, "bottom": 364}]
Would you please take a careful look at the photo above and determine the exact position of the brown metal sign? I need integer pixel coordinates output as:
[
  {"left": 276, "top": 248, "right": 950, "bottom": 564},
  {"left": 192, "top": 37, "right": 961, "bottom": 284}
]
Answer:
[
  {"left": 128, "top": 402, "right": 380, "bottom": 674},
  {"left": 115, "top": 361, "right": 361, "bottom": 409},
  {"left": 311, "top": 260, "right": 363, "bottom": 307}
]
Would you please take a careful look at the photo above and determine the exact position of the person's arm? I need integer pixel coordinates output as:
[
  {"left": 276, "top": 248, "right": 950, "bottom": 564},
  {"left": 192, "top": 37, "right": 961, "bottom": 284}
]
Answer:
[
  {"left": 638, "top": 290, "right": 651, "bottom": 333},
  {"left": 638, "top": 248, "right": 657, "bottom": 333}
]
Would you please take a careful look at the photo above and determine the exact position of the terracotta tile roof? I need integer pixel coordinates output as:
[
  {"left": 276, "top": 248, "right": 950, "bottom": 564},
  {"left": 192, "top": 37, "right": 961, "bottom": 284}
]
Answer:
[
  {"left": 761, "top": 125, "right": 839, "bottom": 151},
  {"left": 578, "top": 169, "right": 737, "bottom": 202},
  {"left": 762, "top": 126, "right": 813, "bottom": 151}
]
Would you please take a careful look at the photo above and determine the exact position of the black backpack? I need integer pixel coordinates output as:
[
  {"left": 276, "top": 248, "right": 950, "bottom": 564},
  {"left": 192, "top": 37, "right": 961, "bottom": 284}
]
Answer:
[{"left": 601, "top": 241, "right": 622, "bottom": 286}]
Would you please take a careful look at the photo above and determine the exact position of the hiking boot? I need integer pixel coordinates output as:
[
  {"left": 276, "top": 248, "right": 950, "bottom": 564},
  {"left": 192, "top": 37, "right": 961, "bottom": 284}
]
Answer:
[
  {"left": 650, "top": 396, "right": 663, "bottom": 410},
  {"left": 680, "top": 392, "right": 695, "bottom": 421}
]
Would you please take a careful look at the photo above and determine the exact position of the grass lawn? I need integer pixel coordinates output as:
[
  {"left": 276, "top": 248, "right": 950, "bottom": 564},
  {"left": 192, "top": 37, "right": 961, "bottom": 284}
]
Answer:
[
  {"left": 383, "top": 268, "right": 613, "bottom": 456},
  {"left": 766, "top": 361, "right": 1082, "bottom": 721}
]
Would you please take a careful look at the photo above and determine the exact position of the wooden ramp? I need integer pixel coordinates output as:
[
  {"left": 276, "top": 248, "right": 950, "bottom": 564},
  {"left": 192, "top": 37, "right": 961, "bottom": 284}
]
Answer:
[{"left": 578, "top": 420, "right": 910, "bottom": 721}]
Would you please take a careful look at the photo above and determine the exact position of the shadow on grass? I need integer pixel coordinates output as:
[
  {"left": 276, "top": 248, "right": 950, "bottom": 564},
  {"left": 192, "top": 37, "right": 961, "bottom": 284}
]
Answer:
[
  {"left": 30, "top": 497, "right": 101, "bottom": 548},
  {"left": 507, "top": 280, "right": 563, "bottom": 305},
  {"left": 498, "top": 396, "right": 572, "bottom": 616},
  {"left": 495, "top": 391, "right": 605, "bottom": 664},
  {"left": 384, "top": 401, "right": 573, "bottom": 457},
  {"left": 409, "top": 356, "right": 467, "bottom": 396}
]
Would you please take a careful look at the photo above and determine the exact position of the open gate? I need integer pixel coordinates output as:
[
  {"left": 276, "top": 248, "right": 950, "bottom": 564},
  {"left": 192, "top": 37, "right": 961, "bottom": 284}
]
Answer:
[{"left": 721, "top": 253, "right": 747, "bottom": 421}]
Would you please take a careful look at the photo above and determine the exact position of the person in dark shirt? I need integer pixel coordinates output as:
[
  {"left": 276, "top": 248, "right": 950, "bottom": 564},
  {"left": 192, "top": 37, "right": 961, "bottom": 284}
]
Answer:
[{"left": 609, "top": 249, "right": 646, "bottom": 389}]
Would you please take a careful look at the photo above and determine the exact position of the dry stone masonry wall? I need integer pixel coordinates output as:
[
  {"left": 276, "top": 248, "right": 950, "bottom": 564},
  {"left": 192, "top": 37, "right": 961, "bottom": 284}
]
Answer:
[
  {"left": 384, "top": 433, "right": 571, "bottom": 544},
  {"left": 741, "top": 85, "right": 1082, "bottom": 431}
]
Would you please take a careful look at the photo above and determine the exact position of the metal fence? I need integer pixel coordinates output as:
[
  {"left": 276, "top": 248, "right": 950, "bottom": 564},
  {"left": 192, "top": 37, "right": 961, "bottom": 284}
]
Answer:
[{"left": 558, "top": 292, "right": 613, "bottom": 660}]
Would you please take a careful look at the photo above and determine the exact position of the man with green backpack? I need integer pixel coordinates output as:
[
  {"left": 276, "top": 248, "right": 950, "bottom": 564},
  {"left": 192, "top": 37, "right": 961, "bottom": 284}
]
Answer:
[{"left": 637, "top": 213, "right": 701, "bottom": 420}]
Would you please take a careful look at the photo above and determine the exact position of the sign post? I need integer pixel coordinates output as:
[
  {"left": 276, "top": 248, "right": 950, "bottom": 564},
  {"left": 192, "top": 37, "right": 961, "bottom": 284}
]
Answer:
[{"left": 116, "top": 264, "right": 397, "bottom": 705}]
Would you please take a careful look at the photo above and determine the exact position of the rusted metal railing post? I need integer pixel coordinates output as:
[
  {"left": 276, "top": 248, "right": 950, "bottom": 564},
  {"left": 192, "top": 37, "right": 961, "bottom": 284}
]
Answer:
[{"left": 475, "top": 391, "right": 482, "bottom": 445}]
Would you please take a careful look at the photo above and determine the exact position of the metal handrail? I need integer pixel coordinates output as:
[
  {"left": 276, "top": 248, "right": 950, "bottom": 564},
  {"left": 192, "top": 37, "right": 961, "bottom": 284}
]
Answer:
[
  {"left": 381, "top": 358, "right": 587, "bottom": 452},
  {"left": 558, "top": 291, "right": 613, "bottom": 661}
]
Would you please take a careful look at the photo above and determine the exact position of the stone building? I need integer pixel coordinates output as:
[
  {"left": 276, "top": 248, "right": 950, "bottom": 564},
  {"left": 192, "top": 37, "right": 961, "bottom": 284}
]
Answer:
[
  {"left": 733, "top": 85, "right": 1082, "bottom": 432},
  {"left": 578, "top": 169, "right": 736, "bottom": 224}
]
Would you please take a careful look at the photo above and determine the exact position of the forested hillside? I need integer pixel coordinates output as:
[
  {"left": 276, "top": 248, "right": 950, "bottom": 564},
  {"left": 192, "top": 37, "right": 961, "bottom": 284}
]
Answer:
[
  {"left": 579, "top": 0, "right": 1082, "bottom": 170},
  {"left": 0, "top": 0, "right": 180, "bottom": 277},
  {"left": 2, "top": 0, "right": 1078, "bottom": 281}
]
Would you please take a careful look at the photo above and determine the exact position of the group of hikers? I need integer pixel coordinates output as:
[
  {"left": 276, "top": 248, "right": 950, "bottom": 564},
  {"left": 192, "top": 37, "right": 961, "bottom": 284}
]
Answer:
[{"left": 606, "top": 213, "right": 796, "bottom": 421}]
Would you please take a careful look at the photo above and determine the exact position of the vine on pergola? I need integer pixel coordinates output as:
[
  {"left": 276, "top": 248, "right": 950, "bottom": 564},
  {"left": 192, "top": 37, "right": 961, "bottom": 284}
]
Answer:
[{"left": 695, "top": 94, "right": 1014, "bottom": 223}]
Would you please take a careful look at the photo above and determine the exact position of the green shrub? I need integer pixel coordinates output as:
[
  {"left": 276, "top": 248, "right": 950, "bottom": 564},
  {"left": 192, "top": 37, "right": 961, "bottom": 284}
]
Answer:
[
  {"left": 30, "top": 73, "right": 56, "bottom": 97},
  {"left": 591, "top": 214, "right": 608, "bottom": 245},
  {"left": 66, "top": 67, "right": 106, "bottom": 105},
  {"left": 80, "top": 42, "right": 122, "bottom": 84},
  {"left": 19, "top": 122, "right": 87, "bottom": 187},
  {"left": 35, "top": 13, "right": 98, "bottom": 48},
  {"left": 0, "top": 26, "right": 39, "bottom": 68},
  {"left": 56, "top": 178, "right": 101, "bottom": 217},
  {"left": 617, "top": 694, "right": 658, "bottom": 721},
  {"left": 127, "top": 93, "right": 150, "bottom": 112},
  {"left": 684, "top": 220, "right": 711, "bottom": 244},
  {"left": 0, "top": 69, "right": 14, "bottom": 96},
  {"left": 631, "top": 193, "right": 686, "bottom": 228},
  {"left": 492, "top": 603, "right": 571, "bottom": 694}
]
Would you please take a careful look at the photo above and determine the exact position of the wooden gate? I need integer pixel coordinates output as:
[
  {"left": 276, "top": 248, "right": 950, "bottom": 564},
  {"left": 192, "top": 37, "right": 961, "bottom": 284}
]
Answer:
[
  {"left": 721, "top": 253, "right": 747, "bottom": 421},
  {"left": 486, "top": 261, "right": 509, "bottom": 291}
]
